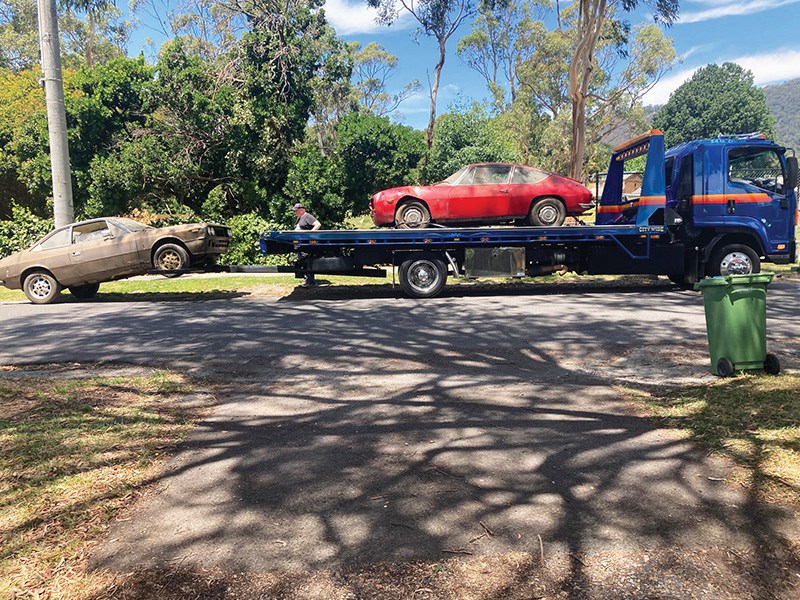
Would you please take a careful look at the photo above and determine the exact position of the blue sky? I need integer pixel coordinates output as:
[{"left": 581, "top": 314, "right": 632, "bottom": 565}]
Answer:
[{"left": 126, "top": 0, "right": 800, "bottom": 130}]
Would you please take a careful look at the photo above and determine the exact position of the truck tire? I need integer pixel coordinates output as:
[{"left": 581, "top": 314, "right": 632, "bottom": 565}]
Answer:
[
  {"left": 68, "top": 283, "right": 100, "bottom": 299},
  {"left": 153, "top": 243, "right": 190, "bottom": 277},
  {"left": 399, "top": 254, "right": 447, "bottom": 298},
  {"left": 23, "top": 270, "right": 62, "bottom": 305},
  {"left": 395, "top": 201, "right": 431, "bottom": 228},
  {"left": 529, "top": 197, "right": 566, "bottom": 226},
  {"left": 708, "top": 244, "right": 760, "bottom": 277}
]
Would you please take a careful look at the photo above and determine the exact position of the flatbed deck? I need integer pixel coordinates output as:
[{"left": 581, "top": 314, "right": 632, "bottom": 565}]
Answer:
[{"left": 261, "top": 223, "right": 666, "bottom": 254}]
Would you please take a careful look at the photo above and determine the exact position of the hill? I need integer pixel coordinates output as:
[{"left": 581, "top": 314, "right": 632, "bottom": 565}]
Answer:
[{"left": 763, "top": 78, "right": 800, "bottom": 149}]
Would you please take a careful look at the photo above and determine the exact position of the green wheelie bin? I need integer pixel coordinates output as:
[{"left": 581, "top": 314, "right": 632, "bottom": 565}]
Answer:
[{"left": 695, "top": 273, "right": 780, "bottom": 377}]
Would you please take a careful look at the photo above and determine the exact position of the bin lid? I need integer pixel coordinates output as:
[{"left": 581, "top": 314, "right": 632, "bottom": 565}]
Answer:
[{"left": 695, "top": 273, "right": 774, "bottom": 289}]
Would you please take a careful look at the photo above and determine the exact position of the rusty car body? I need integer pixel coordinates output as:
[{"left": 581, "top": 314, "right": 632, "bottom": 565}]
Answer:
[{"left": 0, "top": 217, "right": 231, "bottom": 304}]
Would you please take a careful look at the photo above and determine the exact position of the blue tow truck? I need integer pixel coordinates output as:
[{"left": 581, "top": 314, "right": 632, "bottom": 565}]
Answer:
[{"left": 261, "top": 130, "right": 798, "bottom": 298}]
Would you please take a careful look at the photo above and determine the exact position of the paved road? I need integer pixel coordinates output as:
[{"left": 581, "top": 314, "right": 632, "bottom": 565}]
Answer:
[{"left": 2, "top": 279, "right": 799, "bottom": 572}]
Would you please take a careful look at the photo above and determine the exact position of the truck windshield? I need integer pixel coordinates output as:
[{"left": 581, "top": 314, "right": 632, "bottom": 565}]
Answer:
[{"left": 728, "top": 148, "right": 785, "bottom": 195}]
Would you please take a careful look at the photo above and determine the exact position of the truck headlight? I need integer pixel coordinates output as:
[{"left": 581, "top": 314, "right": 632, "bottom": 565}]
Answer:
[{"left": 207, "top": 226, "right": 216, "bottom": 236}]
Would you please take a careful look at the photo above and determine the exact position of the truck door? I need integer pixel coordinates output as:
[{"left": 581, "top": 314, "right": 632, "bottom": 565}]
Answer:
[{"left": 724, "top": 146, "right": 792, "bottom": 245}]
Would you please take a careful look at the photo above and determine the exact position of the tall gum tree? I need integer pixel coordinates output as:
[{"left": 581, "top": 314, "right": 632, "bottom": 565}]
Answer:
[
  {"left": 566, "top": 0, "right": 678, "bottom": 179},
  {"left": 368, "top": 0, "right": 478, "bottom": 149}
]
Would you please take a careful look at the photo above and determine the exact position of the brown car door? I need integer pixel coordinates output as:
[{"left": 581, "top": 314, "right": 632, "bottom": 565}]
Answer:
[{"left": 68, "top": 221, "right": 142, "bottom": 283}]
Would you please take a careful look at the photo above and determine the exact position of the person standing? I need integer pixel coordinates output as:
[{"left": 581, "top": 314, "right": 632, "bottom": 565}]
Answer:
[{"left": 293, "top": 203, "right": 321, "bottom": 287}]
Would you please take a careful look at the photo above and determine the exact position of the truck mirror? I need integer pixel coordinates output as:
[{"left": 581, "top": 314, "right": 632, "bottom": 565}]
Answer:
[{"left": 787, "top": 156, "right": 799, "bottom": 191}]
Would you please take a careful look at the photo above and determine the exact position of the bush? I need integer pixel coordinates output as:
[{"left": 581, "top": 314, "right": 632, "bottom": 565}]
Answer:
[
  {"left": 222, "top": 212, "right": 288, "bottom": 266},
  {"left": 0, "top": 204, "right": 53, "bottom": 258}
]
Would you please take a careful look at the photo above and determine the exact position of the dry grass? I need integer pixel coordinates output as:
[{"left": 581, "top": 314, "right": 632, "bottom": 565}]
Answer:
[
  {"left": 0, "top": 370, "right": 208, "bottom": 599},
  {"left": 625, "top": 374, "right": 800, "bottom": 506}
]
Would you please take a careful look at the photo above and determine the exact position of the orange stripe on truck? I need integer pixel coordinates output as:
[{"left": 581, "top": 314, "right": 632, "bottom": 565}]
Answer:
[{"left": 691, "top": 193, "right": 771, "bottom": 204}]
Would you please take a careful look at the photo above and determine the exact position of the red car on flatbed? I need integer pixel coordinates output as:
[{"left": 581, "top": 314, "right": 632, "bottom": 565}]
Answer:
[{"left": 369, "top": 163, "right": 593, "bottom": 228}]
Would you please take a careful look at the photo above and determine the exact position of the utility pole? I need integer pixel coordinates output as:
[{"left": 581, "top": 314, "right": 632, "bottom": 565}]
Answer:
[{"left": 37, "top": 0, "right": 74, "bottom": 227}]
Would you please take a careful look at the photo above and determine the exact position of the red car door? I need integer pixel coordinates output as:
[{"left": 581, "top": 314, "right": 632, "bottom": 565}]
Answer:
[
  {"left": 446, "top": 165, "right": 513, "bottom": 220},
  {"left": 509, "top": 166, "right": 551, "bottom": 217}
]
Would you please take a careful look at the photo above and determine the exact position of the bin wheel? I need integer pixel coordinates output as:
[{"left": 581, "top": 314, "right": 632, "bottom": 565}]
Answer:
[
  {"left": 717, "top": 357, "right": 735, "bottom": 378},
  {"left": 764, "top": 353, "right": 780, "bottom": 375}
]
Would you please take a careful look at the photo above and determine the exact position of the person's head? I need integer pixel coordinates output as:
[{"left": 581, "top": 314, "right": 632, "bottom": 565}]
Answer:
[{"left": 292, "top": 202, "right": 306, "bottom": 217}]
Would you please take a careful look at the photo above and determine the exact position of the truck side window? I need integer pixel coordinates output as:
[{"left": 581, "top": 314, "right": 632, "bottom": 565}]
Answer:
[
  {"left": 728, "top": 148, "right": 784, "bottom": 194},
  {"left": 664, "top": 157, "right": 675, "bottom": 192},
  {"left": 678, "top": 155, "right": 693, "bottom": 200}
]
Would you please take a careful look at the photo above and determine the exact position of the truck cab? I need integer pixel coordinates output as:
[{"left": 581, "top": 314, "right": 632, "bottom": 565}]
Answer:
[{"left": 664, "top": 134, "right": 798, "bottom": 275}]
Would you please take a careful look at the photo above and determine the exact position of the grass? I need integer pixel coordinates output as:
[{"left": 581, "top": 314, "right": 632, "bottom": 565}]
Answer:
[
  {"left": 625, "top": 373, "right": 800, "bottom": 505},
  {"left": 1, "top": 365, "right": 799, "bottom": 598},
  {"left": 0, "top": 369, "right": 207, "bottom": 599}
]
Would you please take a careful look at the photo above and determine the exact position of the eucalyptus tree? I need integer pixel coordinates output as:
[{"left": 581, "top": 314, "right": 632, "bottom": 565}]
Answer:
[
  {"left": 565, "top": 0, "right": 679, "bottom": 179},
  {"left": 456, "top": 0, "right": 548, "bottom": 111},
  {"left": 351, "top": 41, "right": 420, "bottom": 117},
  {"left": 368, "top": 0, "right": 478, "bottom": 149}
]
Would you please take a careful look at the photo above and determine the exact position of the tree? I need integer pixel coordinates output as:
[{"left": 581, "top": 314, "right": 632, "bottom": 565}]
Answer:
[
  {"left": 336, "top": 112, "right": 426, "bottom": 213},
  {"left": 457, "top": 0, "right": 546, "bottom": 111},
  {"left": 368, "top": 0, "right": 478, "bottom": 149},
  {"left": 423, "top": 102, "right": 519, "bottom": 183},
  {"left": 0, "top": 0, "right": 128, "bottom": 70},
  {"left": 653, "top": 62, "right": 777, "bottom": 147},
  {"left": 565, "top": 0, "right": 678, "bottom": 179},
  {"left": 351, "top": 41, "right": 419, "bottom": 117}
]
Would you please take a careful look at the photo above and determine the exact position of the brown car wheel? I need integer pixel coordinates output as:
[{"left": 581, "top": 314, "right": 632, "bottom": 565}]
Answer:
[
  {"left": 23, "top": 270, "right": 62, "bottom": 305},
  {"left": 153, "top": 243, "right": 190, "bottom": 277},
  {"left": 68, "top": 283, "right": 100, "bottom": 300},
  {"left": 395, "top": 201, "right": 431, "bottom": 228}
]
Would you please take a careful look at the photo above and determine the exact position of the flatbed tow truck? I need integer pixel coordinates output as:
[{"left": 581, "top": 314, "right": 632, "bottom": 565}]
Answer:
[{"left": 260, "top": 130, "right": 798, "bottom": 298}]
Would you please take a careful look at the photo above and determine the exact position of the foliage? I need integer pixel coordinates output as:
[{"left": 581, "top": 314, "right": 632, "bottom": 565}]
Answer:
[
  {"left": 562, "top": 0, "right": 679, "bottom": 179},
  {"left": 336, "top": 112, "right": 426, "bottom": 212},
  {"left": 423, "top": 102, "right": 520, "bottom": 183},
  {"left": 0, "top": 0, "right": 127, "bottom": 70},
  {"left": 0, "top": 66, "right": 50, "bottom": 217},
  {"left": 283, "top": 142, "right": 348, "bottom": 227},
  {"left": 763, "top": 77, "right": 800, "bottom": 150},
  {"left": 653, "top": 63, "right": 777, "bottom": 147},
  {"left": 0, "top": 203, "right": 54, "bottom": 258},
  {"left": 456, "top": 0, "right": 546, "bottom": 111},
  {"left": 350, "top": 41, "right": 420, "bottom": 118},
  {"left": 222, "top": 211, "right": 286, "bottom": 266},
  {"left": 368, "top": 0, "right": 478, "bottom": 149}
]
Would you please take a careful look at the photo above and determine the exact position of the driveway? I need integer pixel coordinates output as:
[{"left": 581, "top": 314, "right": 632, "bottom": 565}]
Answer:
[{"left": 1, "top": 279, "right": 799, "bottom": 574}]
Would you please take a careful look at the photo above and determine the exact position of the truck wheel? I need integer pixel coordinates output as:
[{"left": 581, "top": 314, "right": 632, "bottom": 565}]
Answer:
[
  {"left": 23, "top": 270, "right": 62, "bottom": 305},
  {"left": 153, "top": 243, "right": 190, "bottom": 277},
  {"left": 708, "top": 244, "right": 760, "bottom": 277},
  {"left": 68, "top": 283, "right": 100, "bottom": 299},
  {"left": 399, "top": 254, "right": 447, "bottom": 298},
  {"left": 395, "top": 201, "right": 431, "bottom": 228},
  {"left": 764, "top": 353, "right": 780, "bottom": 375},
  {"left": 716, "top": 357, "right": 735, "bottom": 378},
  {"left": 529, "top": 197, "right": 566, "bottom": 226}
]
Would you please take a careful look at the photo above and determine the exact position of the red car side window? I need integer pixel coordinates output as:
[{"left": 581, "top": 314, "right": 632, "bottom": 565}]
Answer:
[{"left": 512, "top": 167, "right": 549, "bottom": 185}]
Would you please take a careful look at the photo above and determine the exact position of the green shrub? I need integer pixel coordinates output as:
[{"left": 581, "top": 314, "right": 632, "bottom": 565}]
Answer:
[
  {"left": 222, "top": 212, "right": 288, "bottom": 266},
  {"left": 0, "top": 204, "right": 53, "bottom": 258}
]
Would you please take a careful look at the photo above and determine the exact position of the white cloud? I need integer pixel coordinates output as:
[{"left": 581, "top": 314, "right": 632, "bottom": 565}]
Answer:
[
  {"left": 643, "top": 66, "right": 700, "bottom": 106},
  {"left": 679, "top": 0, "right": 800, "bottom": 24},
  {"left": 734, "top": 49, "right": 800, "bottom": 85},
  {"left": 321, "top": 0, "right": 413, "bottom": 35},
  {"left": 643, "top": 48, "right": 800, "bottom": 106}
]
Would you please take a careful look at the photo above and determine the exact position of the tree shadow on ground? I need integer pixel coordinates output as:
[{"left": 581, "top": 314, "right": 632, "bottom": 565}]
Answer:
[{"left": 2, "top": 281, "right": 800, "bottom": 598}]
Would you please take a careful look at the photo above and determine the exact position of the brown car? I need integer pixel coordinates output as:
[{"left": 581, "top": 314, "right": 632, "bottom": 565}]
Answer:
[{"left": 0, "top": 217, "right": 231, "bottom": 304}]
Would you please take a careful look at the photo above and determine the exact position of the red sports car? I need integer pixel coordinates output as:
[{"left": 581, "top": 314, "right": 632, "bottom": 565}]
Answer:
[{"left": 370, "top": 163, "right": 593, "bottom": 228}]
